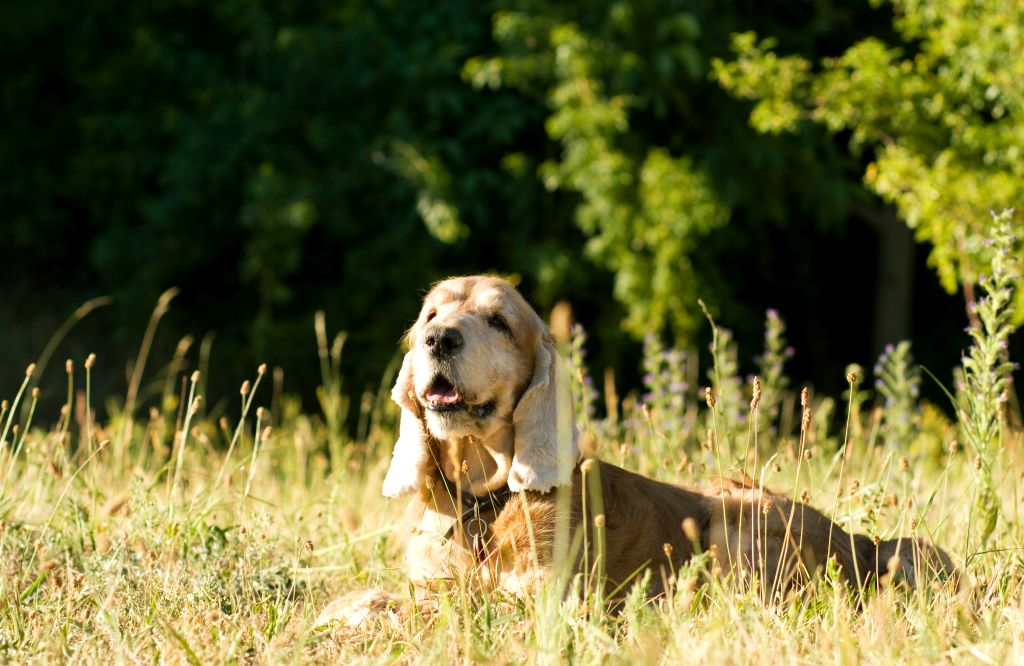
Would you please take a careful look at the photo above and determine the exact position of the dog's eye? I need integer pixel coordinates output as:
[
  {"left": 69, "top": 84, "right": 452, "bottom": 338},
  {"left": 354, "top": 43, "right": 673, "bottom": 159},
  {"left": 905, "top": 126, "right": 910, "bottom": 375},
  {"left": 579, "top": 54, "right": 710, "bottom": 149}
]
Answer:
[{"left": 487, "top": 314, "right": 512, "bottom": 336}]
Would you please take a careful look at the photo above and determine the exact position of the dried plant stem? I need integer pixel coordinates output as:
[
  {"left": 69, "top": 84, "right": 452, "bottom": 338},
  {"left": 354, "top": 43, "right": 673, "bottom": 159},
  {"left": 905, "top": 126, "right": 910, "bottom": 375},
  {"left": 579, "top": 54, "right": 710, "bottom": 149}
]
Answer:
[
  {"left": 1, "top": 365, "right": 33, "bottom": 448},
  {"left": 211, "top": 365, "right": 267, "bottom": 494},
  {"left": 120, "top": 288, "right": 179, "bottom": 450},
  {"left": 244, "top": 410, "right": 267, "bottom": 499},
  {"left": 168, "top": 373, "right": 201, "bottom": 517},
  {"left": 4, "top": 389, "right": 39, "bottom": 491},
  {"left": 828, "top": 373, "right": 858, "bottom": 565},
  {"left": 775, "top": 389, "right": 811, "bottom": 598}
]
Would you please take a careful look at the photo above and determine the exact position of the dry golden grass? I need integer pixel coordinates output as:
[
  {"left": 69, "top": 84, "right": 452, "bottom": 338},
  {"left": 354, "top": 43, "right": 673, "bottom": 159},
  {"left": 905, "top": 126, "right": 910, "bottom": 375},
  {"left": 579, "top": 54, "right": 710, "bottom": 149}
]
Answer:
[{"left": 0, "top": 340, "right": 1021, "bottom": 665}]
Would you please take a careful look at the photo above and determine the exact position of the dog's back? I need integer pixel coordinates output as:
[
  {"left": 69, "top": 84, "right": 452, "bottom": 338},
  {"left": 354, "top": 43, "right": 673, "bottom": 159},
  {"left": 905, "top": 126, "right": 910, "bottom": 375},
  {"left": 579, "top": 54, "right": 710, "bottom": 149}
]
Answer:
[{"left": 490, "top": 460, "right": 958, "bottom": 598}]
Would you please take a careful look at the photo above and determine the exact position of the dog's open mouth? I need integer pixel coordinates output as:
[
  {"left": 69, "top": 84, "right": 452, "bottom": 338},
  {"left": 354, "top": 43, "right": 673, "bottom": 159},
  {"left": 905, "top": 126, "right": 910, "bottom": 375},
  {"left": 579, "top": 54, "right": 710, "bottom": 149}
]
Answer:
[
  {"left": 423, "top": 375, "right": 497, "bottom": 418},
  {"left": 425, "top": 375, "right": 464, "bottom": 412}
]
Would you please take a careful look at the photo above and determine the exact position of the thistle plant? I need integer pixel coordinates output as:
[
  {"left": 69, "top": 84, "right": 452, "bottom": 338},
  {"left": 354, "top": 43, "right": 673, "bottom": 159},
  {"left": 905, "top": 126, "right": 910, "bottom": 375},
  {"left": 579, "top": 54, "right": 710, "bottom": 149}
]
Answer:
[
  {"left": 570, "top": 323, "right": 600, "bottom": 429},
  {"left": 960, "top": 209, "right": 1019, "bottom": 547},
  {"left": 707, "top": 327, "right": 743, "bottom": 435},
  {"left": 640, "top": 333, "right": 690, "bottom": 443},
  {"left": 755, "top": 308, "right": 793, "bottom": 435},
  {"left": 874, "top": 341, "right": 921, "bottom": 449}
]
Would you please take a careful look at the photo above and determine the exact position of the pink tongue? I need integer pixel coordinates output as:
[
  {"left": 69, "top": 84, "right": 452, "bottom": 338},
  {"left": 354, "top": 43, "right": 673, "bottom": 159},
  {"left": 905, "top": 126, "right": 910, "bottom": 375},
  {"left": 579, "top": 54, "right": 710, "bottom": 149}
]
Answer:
[{"left": 427, "top": 385, "right": 460, "bottom": 404}]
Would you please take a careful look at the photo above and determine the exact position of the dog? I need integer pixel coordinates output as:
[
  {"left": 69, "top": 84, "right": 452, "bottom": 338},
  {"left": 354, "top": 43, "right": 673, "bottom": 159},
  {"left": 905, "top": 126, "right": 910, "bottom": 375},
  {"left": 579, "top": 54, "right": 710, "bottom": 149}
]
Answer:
[{"left": 371, "top": 275, "right": 956, "bottom": 606}]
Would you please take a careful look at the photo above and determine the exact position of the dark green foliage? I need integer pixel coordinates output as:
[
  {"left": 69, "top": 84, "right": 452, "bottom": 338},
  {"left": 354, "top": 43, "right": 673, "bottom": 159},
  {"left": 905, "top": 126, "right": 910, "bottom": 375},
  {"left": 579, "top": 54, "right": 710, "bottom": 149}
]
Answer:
[
  {"left": 3, "top": 0, "right": 564, "bottom": 400},
  {"left": 1, "top": 0, "right": 974, "bottom": 417}
]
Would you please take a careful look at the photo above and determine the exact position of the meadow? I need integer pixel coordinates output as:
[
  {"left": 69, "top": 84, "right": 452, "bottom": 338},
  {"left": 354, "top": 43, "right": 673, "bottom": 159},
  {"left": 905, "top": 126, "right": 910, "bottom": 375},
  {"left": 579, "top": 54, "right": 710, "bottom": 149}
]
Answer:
[{"left": 2, "top": 229, "right": 1023, "bottom": 664}]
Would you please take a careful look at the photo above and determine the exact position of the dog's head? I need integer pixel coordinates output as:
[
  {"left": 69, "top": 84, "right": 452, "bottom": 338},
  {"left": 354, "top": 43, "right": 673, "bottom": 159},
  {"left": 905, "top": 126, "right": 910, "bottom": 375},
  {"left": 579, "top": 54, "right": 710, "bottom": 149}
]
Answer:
[{"left": 382, "top": 275, "right": 575, "bottom": 497}]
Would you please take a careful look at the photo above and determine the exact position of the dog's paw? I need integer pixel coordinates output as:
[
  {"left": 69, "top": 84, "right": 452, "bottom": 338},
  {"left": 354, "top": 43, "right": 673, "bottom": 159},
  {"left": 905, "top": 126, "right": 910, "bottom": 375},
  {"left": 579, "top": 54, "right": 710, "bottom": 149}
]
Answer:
[
  {"left": 508, "top": 460, "right": 559, "bottom": 493},
  {"left": 381, "top": 465, "right": 421, "bottom": 498},
  {"left": 315, "top": 589, "right": 402, "bottom": 631}
]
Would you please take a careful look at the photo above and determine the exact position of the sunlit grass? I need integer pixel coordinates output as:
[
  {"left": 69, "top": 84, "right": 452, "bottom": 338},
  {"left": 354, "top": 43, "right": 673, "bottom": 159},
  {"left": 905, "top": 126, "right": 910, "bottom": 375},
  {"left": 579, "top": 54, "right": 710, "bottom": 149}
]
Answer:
[{"left": 1, "top": 282, "right": 1022, "bottom": 663}]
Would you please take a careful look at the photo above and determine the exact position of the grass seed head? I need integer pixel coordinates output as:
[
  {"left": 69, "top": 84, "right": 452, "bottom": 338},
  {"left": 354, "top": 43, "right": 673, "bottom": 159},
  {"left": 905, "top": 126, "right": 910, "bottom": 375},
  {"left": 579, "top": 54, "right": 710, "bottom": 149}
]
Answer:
[
  {"left": 682, "top": 517, "right": 699, "bottom": 541},
  {"left": 705, "top": 387, "right": 715, "bottom": 408},
  {"left": 751, "top": 376, "right": 762, "bottom": 410},
  {"left": 550, "top": 301, "right": 573, "bottom": 344},
  {"left": 65, "top": 359, "right": 73, "bottom": 374},
  {"left": 258, "top": 363, "right": 268, "bottom": 376},
  {"left": 84, "top": 353, "right": 96, "bottom": 369},
  {"left": 25, "top": 363, "right": 36, "bottom": 377},
  {"left": 594, "top": 514, "right": 606, "bottom": 528}
]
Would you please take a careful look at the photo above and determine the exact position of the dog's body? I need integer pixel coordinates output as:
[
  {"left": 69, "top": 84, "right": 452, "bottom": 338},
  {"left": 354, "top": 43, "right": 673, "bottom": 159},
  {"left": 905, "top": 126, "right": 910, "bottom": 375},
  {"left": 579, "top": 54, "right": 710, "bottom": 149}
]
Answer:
[
  {"left": 402, "top": 458, "right": 953, "bottom": 600},
  {"left": 373, "top": 275, "right": 955, "bottom": 606}
]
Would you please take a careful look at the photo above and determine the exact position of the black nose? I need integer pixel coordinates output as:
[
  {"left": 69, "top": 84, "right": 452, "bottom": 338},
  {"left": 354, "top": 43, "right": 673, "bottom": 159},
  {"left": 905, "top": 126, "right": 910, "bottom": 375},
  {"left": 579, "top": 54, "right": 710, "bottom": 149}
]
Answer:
[{"left": 424, "top": 326, "right": 464, "bottom": 358}]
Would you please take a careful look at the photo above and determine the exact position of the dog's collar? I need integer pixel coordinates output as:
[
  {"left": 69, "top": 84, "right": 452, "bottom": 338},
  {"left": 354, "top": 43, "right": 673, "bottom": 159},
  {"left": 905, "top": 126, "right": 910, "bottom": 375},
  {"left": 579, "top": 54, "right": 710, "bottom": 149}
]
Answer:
[{"left": 436, "top": 472, "right": 512, "bottom": 557}]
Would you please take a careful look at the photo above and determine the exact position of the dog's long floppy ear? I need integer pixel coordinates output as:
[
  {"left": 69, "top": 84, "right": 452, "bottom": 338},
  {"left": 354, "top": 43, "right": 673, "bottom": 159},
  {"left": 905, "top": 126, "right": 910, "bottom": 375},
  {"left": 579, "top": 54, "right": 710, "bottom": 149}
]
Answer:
[
  {"left": 382, "top": 351, "right": 432, "bottom": 498},
  {"left": 509, "top": 335, "right": 577, "bottom": 492}
]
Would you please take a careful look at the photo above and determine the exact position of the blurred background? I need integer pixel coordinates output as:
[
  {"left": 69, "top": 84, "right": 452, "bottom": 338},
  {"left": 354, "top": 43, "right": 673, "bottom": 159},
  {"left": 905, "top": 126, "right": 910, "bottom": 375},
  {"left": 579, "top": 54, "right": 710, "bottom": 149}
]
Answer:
[{"left": 3, "top": 0, "right": 1020, "bottom": 423}]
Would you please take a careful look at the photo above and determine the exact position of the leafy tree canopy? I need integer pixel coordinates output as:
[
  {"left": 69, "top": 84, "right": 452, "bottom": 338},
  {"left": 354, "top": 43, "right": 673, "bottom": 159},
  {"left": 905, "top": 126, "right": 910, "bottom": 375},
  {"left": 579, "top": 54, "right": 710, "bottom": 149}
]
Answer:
[
  {"left": 713, "top": 0, "right": 1024, "bottom": 313},
  {"left": 2, "top": 0, "right": 992, "bottom": 413}
]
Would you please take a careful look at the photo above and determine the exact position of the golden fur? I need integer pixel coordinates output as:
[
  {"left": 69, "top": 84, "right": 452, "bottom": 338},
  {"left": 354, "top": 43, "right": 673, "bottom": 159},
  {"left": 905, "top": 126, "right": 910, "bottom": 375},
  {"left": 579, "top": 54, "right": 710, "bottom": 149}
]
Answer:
[{"left": 375, "top": 275, "right": 956, "bottom": 604}]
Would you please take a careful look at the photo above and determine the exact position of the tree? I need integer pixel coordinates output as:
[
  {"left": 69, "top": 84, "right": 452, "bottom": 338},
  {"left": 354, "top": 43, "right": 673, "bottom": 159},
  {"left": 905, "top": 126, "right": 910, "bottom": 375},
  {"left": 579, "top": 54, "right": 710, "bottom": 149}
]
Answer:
[{"left": 713, "top": 0, "right": 1024, "bottom": 319}]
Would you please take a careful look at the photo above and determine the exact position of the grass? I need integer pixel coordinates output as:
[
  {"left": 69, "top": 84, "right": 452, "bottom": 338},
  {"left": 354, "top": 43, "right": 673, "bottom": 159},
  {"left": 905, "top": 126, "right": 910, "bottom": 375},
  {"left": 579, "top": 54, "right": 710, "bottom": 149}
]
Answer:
[{"left": 1, "top": 290, "right": 1023, "bottom": 663}]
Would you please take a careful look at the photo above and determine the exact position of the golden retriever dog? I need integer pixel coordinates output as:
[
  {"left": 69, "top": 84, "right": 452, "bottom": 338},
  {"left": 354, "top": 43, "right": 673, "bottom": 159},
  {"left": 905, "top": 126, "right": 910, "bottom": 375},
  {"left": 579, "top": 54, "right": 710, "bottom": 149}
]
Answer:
[{"left": 337, "top": 275, "right": 955, "bottom": 620}]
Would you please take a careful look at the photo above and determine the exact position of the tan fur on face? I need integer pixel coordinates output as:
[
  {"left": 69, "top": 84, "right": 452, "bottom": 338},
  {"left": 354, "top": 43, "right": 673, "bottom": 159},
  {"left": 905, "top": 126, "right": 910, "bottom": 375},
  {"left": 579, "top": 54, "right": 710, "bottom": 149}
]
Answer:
[
  {"left": 410, "top": 279, "right": 539, "bottom": 432},
  {"left": 405, "top": 276, "right": 549, "bottom": 494},
  {"left": 381, "top": 275, "right": 572, "bottom": 499},
  {"left": 377, "top": 276, "right": 959, "bottom": 608}
]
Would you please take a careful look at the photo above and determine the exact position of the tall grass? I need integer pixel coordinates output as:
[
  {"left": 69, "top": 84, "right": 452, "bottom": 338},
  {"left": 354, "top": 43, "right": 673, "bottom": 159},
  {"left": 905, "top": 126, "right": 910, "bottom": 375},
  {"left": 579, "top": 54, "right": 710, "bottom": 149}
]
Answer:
[{"left": 1, "top": 233, "right": 1023, "bottom": 662}]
